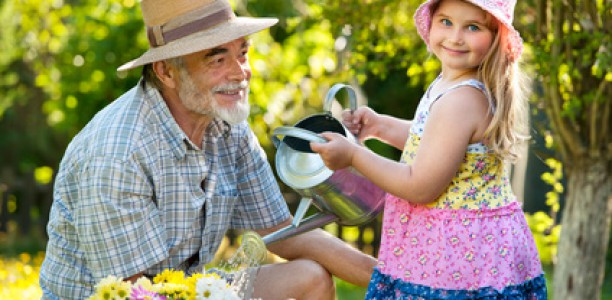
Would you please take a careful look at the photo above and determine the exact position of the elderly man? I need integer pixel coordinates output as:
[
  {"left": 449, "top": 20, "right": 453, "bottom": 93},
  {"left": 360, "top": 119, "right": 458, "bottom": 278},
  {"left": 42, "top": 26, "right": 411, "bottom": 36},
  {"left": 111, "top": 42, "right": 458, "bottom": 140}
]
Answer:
[{"left": 39, "top": 0, "right": 376, "bottom": 299}]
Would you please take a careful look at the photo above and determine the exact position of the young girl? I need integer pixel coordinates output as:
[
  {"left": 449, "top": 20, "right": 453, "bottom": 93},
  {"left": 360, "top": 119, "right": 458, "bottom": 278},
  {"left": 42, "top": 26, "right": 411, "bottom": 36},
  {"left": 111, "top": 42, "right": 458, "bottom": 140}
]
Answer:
[{"left": 311, "top": 0, "right": 547, "bottom": 298}]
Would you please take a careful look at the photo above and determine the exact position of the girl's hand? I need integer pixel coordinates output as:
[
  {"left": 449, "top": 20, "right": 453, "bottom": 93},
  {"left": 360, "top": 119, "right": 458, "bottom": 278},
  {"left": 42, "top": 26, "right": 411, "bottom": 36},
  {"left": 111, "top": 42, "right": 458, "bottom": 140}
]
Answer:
[
  {"left": 310, "top": 132, "right": 356, "bottom": 170},
  {"left": 342, "top": 107, "right": 380, "bottom": 143}
]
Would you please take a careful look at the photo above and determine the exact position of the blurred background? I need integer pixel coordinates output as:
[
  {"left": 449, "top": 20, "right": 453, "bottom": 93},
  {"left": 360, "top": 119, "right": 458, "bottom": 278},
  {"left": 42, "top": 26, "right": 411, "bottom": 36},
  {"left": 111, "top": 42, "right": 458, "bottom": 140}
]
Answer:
[{"left": 0, "top": 0, "right": 609, "bottom": 299}]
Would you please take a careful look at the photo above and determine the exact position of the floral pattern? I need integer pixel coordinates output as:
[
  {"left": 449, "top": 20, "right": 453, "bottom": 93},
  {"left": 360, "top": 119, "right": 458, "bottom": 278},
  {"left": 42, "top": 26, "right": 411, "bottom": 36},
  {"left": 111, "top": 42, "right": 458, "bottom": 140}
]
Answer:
[
  {"left": 400, "top": 80, "right": 514, "bottom": 210},
  {"left": 366, "top": 268, "right": 547, "bottom": 299},
  {"left": 369, "top": 78, "right": 546, "bottom": 298},
  {"left": 378, "top": 199, "right": 543, "bottom": 291}
]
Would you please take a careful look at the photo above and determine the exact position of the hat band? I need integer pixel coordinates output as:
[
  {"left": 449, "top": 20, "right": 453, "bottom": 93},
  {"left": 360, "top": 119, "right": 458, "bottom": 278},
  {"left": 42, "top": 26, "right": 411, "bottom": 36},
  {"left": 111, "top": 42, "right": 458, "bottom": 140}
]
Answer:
[{"left": 146, "top": 6, "right": 233, "bottom": 47}]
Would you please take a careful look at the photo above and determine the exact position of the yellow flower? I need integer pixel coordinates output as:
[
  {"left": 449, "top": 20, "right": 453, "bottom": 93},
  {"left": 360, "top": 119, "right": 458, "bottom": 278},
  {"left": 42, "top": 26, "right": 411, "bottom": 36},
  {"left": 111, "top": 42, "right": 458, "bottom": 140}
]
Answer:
[
  {"left": 153, "top": 269, "right": 185, "bottom": 285},
  {"left": 134, "top": 277, "right": 154, "bottom": 290},
  {"left": 99, "top": 284, "right": 117, "bottom": 300},
  {"left": 90, "top": 275, "right": 131, "bottom": 300},
  {"left": 154, "top": 282, "right": 189, "bottom": 299}
]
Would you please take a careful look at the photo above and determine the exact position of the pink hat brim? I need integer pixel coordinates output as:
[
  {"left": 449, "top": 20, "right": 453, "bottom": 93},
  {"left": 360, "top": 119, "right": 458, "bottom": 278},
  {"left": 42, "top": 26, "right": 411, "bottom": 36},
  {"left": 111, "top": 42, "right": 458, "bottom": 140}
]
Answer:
[{"left": 414, "top": 0, "right": 523, "bottom": 61}]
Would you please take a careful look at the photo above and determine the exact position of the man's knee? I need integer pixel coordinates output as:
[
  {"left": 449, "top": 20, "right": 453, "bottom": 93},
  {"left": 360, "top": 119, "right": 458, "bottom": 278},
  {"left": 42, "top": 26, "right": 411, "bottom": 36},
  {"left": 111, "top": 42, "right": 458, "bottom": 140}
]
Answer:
[
  {"left": 253, "top": 259, "right": 335, "bottom": 300},
  {"left": 295, "top": 259, "right": 335, "bottom": 293}
]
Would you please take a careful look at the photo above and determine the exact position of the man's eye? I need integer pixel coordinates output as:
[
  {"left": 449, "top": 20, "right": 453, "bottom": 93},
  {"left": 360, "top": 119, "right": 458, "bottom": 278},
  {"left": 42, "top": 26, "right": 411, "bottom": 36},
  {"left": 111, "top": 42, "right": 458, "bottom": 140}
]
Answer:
[{"left": 209, "top": 57, "right": 224, "bottom": 65}]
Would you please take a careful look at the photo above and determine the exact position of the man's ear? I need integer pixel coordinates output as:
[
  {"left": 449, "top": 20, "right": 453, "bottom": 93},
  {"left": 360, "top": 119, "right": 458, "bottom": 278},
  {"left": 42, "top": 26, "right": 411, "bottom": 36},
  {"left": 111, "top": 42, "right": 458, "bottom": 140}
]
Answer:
[{"left": 152, "top": 60, "right": 178, "bottom": 90}]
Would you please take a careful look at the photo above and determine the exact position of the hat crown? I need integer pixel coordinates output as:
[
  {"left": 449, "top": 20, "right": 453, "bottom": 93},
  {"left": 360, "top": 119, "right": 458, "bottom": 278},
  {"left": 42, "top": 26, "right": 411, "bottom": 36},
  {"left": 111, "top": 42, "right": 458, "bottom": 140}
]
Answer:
[
  {"left": 480, "top": 0, "right": 516, "bottom": 23},
  {"left": 142, "top": 0, "right": 218, "bottom": 26}
]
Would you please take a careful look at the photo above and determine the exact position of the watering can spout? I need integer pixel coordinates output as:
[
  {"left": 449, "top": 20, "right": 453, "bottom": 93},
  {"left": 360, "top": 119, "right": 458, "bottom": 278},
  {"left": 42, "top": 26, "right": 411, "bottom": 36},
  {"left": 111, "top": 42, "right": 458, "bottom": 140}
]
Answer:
[
  {"left": 261, "top": 213, "right": 339, "bottom": 245},
  {"left": 292, "top": 197, "right": 313, "bottom": 227}
]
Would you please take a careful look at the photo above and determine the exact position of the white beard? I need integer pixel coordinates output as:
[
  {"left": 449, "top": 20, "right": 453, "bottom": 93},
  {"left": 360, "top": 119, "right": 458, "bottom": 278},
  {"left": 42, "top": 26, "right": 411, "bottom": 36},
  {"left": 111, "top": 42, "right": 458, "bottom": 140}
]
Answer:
[
  {"left": 177, "top": 69, "right": 250, "bottom": 125},
  {"left": 213, "top": 97, "right": 250, "bottom": 125}
]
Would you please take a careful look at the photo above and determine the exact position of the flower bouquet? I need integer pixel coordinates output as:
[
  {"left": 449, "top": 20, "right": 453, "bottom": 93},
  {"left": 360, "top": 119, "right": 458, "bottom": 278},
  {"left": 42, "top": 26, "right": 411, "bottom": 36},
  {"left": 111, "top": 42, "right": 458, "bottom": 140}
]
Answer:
[
  {"left": 86, "top": 269, "right": 240, "bottom": 300},
  {"left": 87, "top": 232, "right": 267, "bottom": 300}
]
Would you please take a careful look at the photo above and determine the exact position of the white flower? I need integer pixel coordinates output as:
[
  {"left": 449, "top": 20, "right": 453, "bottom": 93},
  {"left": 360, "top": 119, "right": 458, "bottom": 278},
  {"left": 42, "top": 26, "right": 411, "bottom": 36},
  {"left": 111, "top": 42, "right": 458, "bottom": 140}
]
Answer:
[{"left": 195, "top": 274, "right": 240, "bottom": 300}]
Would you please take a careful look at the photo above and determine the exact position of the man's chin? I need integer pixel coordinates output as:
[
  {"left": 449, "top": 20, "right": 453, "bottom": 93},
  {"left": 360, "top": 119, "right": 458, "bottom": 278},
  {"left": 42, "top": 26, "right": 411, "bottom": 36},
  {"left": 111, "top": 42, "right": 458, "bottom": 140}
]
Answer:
[{"left": 216, "top": 107, "right": 250, "bottom": 125}]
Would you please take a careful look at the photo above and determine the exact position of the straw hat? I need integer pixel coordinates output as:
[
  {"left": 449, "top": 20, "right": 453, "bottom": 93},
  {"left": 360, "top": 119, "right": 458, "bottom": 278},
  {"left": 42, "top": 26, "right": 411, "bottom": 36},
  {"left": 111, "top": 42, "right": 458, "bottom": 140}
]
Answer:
[
  {"left": 117, "top": 0, "right": 278, "bottom": 71},
  {"left": 414, "top": 0, "right": 523, "bottom": 61}
]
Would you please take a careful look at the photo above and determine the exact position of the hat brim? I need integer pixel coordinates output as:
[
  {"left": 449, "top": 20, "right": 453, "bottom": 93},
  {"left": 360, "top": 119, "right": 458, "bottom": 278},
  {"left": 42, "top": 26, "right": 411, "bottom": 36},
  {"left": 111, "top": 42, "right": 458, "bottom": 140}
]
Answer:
[
  {"left": 117, "top": 17, "right": 278, "bottom": 71},
  {"left": 414, "top": 0, "right": 523, "bottom": 61}
]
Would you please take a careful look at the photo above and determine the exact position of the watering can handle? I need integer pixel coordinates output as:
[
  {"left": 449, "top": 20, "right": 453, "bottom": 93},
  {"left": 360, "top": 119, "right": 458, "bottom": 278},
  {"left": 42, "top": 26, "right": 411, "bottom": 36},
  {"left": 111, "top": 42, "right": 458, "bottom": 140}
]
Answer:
[
  {"left": 272, "top": 126, "right": 327, "bottom": 148},
  {"left": 323, "top": 83, "right": 357, "bottom": 113}
]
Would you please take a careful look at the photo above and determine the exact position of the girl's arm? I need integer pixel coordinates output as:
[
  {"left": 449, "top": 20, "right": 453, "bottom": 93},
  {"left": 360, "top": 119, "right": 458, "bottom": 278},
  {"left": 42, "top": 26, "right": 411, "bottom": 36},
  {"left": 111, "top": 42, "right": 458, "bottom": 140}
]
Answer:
[
  {"left": 313, "top": 87, "right": 491, "bottom": 204},
  {"left": 342, "top": 107, "right": 412, "bottom": 150}
]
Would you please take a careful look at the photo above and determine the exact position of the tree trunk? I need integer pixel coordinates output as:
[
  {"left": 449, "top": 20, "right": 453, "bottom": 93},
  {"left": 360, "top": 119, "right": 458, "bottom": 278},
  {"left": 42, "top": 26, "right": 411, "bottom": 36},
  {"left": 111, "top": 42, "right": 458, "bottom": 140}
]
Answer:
[{"left": 554, "top": 158, "right": 612, "bottom": 299}]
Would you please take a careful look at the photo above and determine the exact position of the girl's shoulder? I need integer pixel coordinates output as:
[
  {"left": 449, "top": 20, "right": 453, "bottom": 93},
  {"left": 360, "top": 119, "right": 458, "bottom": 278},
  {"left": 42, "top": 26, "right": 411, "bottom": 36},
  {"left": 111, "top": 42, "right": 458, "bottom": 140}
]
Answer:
[
  {"left": 427, "top": 78, "right": 494, "bottom": 145},
  {"left": 427, "top": 78, "right": 492, "bottom": 113}
]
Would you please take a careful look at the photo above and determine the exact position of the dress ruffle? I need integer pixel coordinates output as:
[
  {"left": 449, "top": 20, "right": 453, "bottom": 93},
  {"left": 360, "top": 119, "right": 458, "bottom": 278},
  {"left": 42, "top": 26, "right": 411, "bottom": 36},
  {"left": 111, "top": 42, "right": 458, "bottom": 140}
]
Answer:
[
  {"left": 366, "top": 268, "right": 547, "bottom": 299},
  {"left": 377, "top": 196, "right": 543, "bottom": 291}
]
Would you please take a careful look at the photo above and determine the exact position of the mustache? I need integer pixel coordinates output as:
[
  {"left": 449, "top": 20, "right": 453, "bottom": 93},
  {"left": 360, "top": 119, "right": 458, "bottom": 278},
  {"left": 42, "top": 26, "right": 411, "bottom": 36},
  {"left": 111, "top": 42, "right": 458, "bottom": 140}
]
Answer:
[{"left": 212, "top": 81, "right": 249, "bottom": 93}]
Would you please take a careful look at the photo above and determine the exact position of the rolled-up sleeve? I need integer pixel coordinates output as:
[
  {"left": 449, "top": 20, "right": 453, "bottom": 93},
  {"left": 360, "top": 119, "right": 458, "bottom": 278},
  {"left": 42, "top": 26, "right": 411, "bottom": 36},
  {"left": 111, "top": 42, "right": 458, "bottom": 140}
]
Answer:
[
  {"left": 230, "top": 130, "right": 290, "bottom": 229},
  {"left": 75, "top": 156, "right": 168, "bottom": 280}
]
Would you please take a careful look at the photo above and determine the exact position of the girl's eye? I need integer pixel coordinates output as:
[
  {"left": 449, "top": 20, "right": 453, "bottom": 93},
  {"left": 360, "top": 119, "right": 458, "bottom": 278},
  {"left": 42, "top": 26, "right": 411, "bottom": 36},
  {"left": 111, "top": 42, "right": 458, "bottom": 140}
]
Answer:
[
  {"left": 441, "top": 19, "right": 452, "bottom": 26},
  {"left": 468, "top": 24, "right": 480, "bottom": 31}
]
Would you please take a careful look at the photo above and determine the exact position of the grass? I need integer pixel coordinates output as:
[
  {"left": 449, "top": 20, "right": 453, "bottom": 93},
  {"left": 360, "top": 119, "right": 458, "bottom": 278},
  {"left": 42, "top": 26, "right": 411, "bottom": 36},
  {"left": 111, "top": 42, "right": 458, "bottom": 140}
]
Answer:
[{"left": 336, "top": 277, "right": 367, "bottom": 299}]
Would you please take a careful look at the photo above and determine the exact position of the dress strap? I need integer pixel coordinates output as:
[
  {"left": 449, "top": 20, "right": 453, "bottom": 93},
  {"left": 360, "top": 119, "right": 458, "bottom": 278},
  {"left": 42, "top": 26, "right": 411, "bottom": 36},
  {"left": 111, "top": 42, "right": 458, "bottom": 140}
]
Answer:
[{"left": 430, "top": 79, "right": 495, "bottom": 113}]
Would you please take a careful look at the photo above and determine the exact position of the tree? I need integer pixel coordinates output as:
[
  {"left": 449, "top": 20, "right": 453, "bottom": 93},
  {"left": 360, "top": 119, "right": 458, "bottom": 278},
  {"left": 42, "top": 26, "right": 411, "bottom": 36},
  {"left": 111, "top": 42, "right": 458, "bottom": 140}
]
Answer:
[{"left": 531, "top": 1, "right": 611, "bottom": 298}]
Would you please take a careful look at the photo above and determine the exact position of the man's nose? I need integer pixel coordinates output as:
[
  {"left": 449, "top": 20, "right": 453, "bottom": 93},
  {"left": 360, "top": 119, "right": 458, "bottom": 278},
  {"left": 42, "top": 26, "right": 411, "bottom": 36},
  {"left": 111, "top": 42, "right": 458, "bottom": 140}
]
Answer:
[{"left": 228, "top": 59, "right": 250, "bottom": 81}]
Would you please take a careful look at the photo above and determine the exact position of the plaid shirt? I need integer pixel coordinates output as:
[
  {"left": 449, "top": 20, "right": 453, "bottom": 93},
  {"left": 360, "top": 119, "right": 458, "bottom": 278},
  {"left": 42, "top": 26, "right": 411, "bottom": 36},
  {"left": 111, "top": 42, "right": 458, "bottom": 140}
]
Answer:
[{"left": 40, "top": 80, "right": 290, "bottom": 299}]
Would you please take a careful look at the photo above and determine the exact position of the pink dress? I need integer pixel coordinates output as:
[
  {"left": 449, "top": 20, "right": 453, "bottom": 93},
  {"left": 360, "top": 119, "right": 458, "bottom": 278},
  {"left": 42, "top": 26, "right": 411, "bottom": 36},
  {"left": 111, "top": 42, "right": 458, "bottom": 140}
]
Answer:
[{"left": 366, "top": 77, "right": 547, "bottom": 299}]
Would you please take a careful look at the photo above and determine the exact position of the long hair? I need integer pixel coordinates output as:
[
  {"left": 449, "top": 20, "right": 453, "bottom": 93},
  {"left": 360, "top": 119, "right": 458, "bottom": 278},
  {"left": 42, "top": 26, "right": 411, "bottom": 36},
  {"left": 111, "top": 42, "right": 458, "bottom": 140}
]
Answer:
[{"left": 478, "top": 23, "right": 530, "bottom": 162}]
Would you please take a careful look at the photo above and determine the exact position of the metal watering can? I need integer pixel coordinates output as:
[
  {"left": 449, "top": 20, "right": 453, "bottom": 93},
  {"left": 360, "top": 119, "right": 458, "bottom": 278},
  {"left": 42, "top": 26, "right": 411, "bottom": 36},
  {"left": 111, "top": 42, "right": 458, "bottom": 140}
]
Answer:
[{"left": 262, "top": 84, "right": 386, "bottom": 245}]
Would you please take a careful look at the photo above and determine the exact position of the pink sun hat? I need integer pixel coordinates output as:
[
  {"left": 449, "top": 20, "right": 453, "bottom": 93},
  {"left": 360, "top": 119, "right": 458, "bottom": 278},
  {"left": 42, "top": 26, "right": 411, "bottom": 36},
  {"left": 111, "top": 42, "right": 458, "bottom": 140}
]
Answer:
[{"left": 414, "top": 0, "right": 524, "bottom": 61}]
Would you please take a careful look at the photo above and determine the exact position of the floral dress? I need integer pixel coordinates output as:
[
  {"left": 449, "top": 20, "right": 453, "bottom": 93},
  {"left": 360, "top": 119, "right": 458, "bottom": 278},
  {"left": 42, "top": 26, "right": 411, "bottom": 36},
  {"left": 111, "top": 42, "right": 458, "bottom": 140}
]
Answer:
[{"left": 365, "top": 77, "right": 547, "bottom": 299}]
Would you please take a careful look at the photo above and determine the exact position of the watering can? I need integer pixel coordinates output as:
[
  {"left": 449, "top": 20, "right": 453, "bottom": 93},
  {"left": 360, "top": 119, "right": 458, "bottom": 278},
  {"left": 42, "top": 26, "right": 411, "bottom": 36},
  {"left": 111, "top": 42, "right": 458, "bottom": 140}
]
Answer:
[{"left": 262, "top": 83, "right": 386, "bottom": 245}]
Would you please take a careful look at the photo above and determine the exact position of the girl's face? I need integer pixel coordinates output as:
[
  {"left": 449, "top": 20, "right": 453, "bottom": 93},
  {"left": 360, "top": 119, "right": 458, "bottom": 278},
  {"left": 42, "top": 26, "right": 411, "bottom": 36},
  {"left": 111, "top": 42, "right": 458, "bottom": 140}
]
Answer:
[{"left": 428, "top": 0, "right": 496, "bottom": 73}]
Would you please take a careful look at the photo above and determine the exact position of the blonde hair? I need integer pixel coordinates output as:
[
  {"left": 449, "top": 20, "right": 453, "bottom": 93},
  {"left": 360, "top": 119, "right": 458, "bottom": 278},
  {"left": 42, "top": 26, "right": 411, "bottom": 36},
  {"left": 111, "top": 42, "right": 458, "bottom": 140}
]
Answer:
[{"left": 478, "top": 23, "right": 530, "bottom": 162}]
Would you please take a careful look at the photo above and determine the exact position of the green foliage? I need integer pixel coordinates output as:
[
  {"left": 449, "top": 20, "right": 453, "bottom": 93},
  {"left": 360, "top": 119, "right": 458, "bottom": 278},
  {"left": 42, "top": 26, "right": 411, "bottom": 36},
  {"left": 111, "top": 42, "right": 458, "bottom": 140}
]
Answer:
[
  {"left": 319, "top": 0, "right": 437, "bottom": 86},
  {"left": 528, "top": 0, "right": 610, "bottom": 162},
  {"left": 525, "top": 211, "right": 560, "bottom": 265},
  {"left": 247, "top": 14, "right": 342, "bottom": 150},
  {"left": 525, "top": 157, "right": 563, "bottom": 265},
  {"left": 0, "top": 0, "right": 145, "bottom": 175}
]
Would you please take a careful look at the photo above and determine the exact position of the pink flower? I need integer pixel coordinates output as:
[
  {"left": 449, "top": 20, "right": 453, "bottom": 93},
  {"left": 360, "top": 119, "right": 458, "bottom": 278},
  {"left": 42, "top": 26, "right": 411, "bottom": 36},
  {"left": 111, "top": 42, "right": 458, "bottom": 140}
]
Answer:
[
  {"left": 474, "top": 160, "right": 486, "bottom": 171},
  {"left": 130, "top": 285, "right": 166, "bottom": 300}
]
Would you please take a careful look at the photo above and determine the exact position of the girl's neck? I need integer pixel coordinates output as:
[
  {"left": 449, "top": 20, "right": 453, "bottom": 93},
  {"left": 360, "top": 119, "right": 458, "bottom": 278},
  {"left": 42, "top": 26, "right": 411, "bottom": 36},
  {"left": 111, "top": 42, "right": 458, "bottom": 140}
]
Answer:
[
  {"left": 440, "top": 68, "right": 478, "bottom": 83},
  {"left": 429, "top": 69, "right": 479, "bottom": 97}
]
